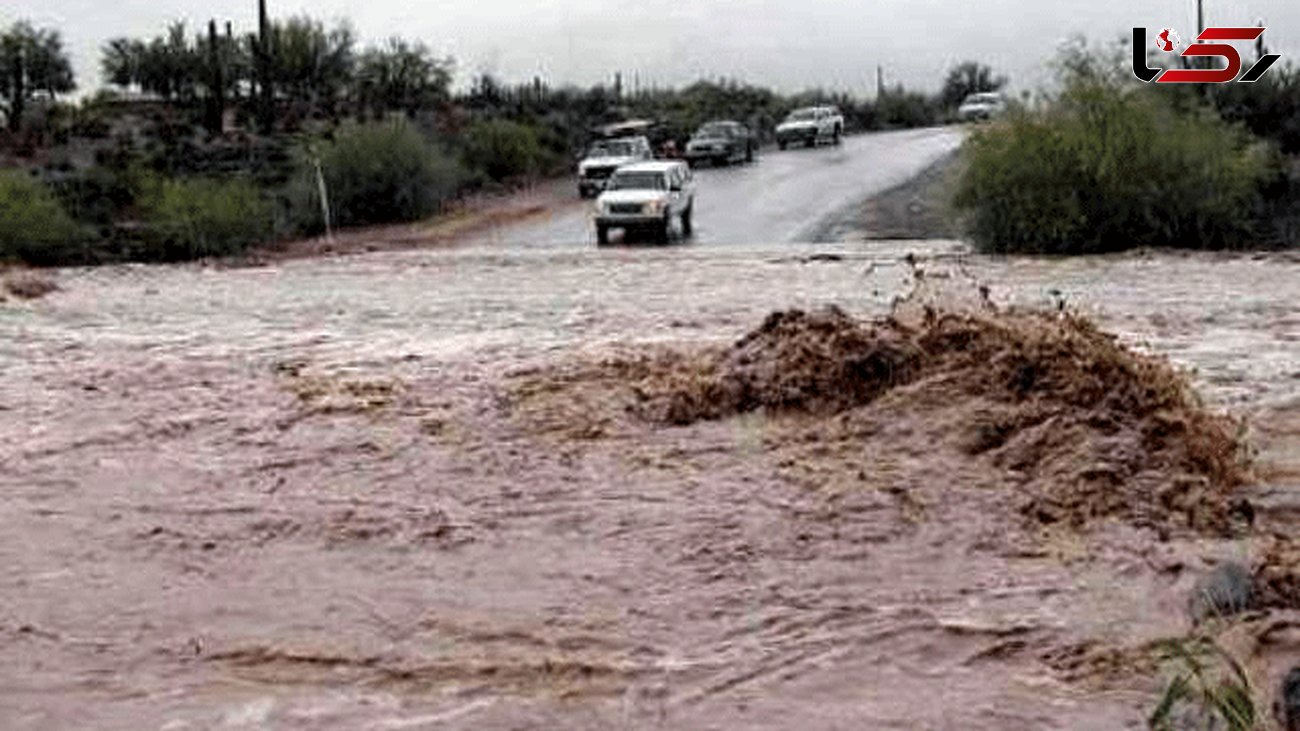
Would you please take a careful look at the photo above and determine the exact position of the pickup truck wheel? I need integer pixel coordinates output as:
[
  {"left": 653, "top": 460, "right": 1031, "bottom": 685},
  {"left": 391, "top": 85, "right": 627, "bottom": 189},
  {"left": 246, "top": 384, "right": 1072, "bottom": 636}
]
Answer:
[
  {"left": 596, "top": 224, "right": 609, "bottom": 246},
  {"left": 805, "top": 136, "right": 816, "bottom": 148},
  {"left": 833, "top": 127, "right": 843, "bottom": 145},
  {"left": 745, "top": 144, "right": 755, "bottom": 163},
  {"left": 778, "top": 140, "right": 788, "bottom": 151},
  {"left": 657, "top": 217, "right": 671, "bottom": 244},
  {"left": 681, "top": 205, "right": 693, "bottom": 237}
]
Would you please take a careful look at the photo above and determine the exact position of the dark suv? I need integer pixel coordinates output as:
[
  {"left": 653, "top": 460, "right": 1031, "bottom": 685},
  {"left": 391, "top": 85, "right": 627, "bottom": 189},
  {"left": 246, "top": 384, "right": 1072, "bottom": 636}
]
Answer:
[{"left": 684, "top": 121, "right": 756, "bottom": 167}]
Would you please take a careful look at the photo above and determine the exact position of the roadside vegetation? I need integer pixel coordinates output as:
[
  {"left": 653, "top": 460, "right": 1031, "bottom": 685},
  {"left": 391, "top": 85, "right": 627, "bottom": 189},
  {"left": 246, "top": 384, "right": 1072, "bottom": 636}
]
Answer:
[
  {"left": 955, "top": 42, "right": 1300, "bottom": 254},
  {"left": 0, "top": 170, "right": 88, "bottom": 265},
  {"left": 0, "top": 11, "right": 956, "bottom": 267},
  {"left": 288, "top": 119, "right": 463, "bottom": 233}
]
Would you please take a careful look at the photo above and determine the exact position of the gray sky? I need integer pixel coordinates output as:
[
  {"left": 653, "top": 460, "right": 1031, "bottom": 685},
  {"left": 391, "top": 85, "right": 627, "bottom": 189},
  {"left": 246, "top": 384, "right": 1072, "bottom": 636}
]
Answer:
[{"left": 4, "top": 0, "right": 1298, "bottom": 97}]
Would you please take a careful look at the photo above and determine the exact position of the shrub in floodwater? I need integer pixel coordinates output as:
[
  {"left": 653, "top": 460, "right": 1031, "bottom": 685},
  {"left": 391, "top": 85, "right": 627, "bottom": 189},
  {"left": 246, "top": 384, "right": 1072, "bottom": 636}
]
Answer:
[
  {"left": 1149, "top": 637, "right": 1258, "bottom": 731},
  {"left": 1189, "top": 563, "right": 1256, "bottom": 623},
  {"left": 290, "top": 119, "right": 463, "bottom": 233},
  {"left": 139, "top": 177, "right": 275, "bottom": 261},
  {"left": 0, "top": 171, "right": 91, "bottom": 265},
  {"left": 954, "top": 78, "right": 1275, "bottom": 254}
]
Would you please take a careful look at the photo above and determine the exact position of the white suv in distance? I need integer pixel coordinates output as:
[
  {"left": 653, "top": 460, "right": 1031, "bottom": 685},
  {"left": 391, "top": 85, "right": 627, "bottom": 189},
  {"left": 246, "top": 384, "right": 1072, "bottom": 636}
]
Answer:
[
  {"left": 594, "top": 161, "right": 695, "bottom": 245},
  {"left": 957, "top": 92, "right": 1008, "bottom": 122},
  {"left": 776, "top": 106, "right": 844, "bottom": 149},
  {"left": 577, "top": 136, "right": 653, "bottom": 198}
]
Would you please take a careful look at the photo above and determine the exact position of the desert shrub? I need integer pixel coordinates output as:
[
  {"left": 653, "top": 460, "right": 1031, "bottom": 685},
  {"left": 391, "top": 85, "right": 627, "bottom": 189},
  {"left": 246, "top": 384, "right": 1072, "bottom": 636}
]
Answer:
[
  {"left": 955, "top": 79, "right": 1274, "bottom": 254},
  {"left": 1211, "top": 63, "right": 1300, "bottom": 155},
  {"left": 139, "top": 177, "right": 274, "bottom": 260},
  {"left": 0, "top": 171, "right": 90, "bottom": 265},
  {"left": 460, "top": 118, "right": 546, "bottom": 182},
  {"left": 291, "top": 119, "right": 463, "bottom": 232}
]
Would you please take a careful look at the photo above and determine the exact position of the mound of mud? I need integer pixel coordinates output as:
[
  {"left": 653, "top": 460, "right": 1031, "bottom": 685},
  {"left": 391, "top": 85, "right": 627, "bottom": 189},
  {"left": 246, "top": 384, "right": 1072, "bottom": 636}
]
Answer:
[
  {"left": 632, "top": 306, "right": 1249, "bottom": 532},
  {"left": 644, "top": 307, "right": 924, "bottom": 425}
]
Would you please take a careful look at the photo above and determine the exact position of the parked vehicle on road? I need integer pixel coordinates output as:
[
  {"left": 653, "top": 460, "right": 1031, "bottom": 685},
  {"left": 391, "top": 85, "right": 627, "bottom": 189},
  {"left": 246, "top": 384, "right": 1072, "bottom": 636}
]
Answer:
[
  {"left": 956, "top": 92, "right": 1008, "bottom": 122},
  {"left": 776, "top": 106, "right": 844, "bottom": 149},
  {"left": 577, "top": 136, "right": 654, "bottom": 198},
  {"left": 684, "top": 121, "right": 756, "bottom": 167},
  {"left": 594, "top": 161, "right": 695, "bottom": 245}
]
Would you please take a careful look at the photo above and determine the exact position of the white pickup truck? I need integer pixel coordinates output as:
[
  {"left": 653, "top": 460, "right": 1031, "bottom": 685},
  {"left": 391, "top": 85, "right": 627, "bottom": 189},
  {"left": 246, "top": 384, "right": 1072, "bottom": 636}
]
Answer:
[
  {"left": 593, "top": 161, "right": 696, "bottom": 245},
  {"left": 776, "top": 106, "right": 844, "bottom": 149},
  {"left": 576, "top": 136, "right": 654, "bottom": 198}
]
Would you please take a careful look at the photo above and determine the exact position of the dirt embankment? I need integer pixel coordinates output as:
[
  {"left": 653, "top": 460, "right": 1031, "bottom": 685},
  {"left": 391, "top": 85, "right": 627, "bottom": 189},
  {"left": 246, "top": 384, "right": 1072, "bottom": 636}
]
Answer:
[{"left": 236, "top": 178, "right": 579, "bottom": 264}]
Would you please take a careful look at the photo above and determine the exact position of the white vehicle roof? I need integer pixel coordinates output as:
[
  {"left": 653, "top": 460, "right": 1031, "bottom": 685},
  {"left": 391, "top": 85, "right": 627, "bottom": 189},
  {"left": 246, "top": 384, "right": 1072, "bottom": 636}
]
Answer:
[{"left": 613, "top": 161, "right": 686, "bottom": 174}]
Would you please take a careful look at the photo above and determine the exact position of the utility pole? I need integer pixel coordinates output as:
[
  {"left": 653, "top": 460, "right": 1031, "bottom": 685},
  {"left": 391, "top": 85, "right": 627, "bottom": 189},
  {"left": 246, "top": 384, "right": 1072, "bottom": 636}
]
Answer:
[{"left": 876, "top": 65, "right": 884, "bottom": 101}]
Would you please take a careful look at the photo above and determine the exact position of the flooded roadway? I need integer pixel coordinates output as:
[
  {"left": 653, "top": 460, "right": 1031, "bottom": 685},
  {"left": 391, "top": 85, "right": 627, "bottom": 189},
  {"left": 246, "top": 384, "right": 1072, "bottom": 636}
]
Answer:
[{"left": 1, "top": 132, "right": 1298, "bottom": 730}]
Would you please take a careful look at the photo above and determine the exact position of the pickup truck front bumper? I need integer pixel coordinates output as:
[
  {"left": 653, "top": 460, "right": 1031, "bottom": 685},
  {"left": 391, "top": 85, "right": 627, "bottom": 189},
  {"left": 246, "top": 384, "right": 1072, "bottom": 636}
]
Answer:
[
  {"left": 595, "top": 214, "right": 665, "bottom": 230},
  {"left": 777, "top": 127, "right": 819, "bottom": 145}
]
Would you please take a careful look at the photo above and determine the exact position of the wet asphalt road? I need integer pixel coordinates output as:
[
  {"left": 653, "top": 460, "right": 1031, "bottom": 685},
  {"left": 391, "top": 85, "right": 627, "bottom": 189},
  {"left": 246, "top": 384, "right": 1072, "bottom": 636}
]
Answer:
[{"left": 467, "top": 126, "right": 964, "bottom": 248}]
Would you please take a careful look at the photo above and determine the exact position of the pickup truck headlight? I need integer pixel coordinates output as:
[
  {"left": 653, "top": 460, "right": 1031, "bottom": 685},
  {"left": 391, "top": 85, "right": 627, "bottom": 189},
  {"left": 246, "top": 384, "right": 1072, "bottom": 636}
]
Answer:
[{"left": 644, "top": 200, "right": 666, "bottom": 215}]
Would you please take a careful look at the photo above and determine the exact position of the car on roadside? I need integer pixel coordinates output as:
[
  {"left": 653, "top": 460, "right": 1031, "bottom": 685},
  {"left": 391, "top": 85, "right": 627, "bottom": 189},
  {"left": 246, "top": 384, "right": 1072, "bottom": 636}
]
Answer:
[
  {"left": 956, "top": 92, "right": 1008, "bottom": 122},
  {"left": 684, "top": 120, "right": 756, "bottom": 167},
  {"left": 593, "top": 161, "right": 695, "bottom": 245},
  {"left": 776, "top": 106, "right": 844, "bottom": 149},
  {"left": 576, "top": 136, "right": 654, "bottom": 198}
]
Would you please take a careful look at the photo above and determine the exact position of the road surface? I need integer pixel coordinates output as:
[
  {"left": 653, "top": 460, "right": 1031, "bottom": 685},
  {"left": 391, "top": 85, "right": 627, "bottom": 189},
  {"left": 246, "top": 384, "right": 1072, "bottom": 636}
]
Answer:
[{"left": 468, "top": 126, "right": 963, "bottom": 247}]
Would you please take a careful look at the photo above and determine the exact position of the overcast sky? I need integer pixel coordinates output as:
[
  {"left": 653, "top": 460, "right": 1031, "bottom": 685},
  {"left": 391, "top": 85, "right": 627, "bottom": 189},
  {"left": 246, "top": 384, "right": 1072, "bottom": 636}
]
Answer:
[{"left": 3, "top": 0, "right": 1297, "bottom": 97}]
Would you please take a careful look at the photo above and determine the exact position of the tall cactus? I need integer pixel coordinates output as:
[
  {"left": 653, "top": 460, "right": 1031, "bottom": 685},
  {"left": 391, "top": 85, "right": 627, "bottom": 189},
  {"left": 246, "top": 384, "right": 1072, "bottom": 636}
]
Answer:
[
  {"left": 206, "top": 20, "right": 224, "bottom": 134},
  {"left": 257, "top": 0, "right": 273, "bottom": 133}
]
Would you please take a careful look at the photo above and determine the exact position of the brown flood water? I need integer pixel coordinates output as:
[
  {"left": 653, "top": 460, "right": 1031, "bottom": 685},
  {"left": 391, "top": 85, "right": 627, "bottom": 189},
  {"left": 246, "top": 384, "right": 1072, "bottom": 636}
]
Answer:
[{"left": 1, "top": 241, "right": 1298, "bottom": 729}]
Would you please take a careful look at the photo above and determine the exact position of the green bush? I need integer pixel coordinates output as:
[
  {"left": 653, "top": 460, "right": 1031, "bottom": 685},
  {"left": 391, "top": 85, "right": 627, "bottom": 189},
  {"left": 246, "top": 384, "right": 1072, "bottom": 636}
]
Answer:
[
  {"left": 0, "top": 171, "right": 90, "bottom": 265},
  {"left": 1211, "top": 64, "right": 1300, "bottom": 155},
  {"left": 877, "top": 90, "right": 943, "bottom": 129},
  {"left": 460, "top": 119, "right": 546, "bottom": 182},
  {"left": 140, "top": 177, "right": 274, "bottom": 260},
  {"left": 292, "top": 119, "right": 462, "bottom": 232},
  {"left": 955, "top": 80, "right": 1274, "bottom": 254}
]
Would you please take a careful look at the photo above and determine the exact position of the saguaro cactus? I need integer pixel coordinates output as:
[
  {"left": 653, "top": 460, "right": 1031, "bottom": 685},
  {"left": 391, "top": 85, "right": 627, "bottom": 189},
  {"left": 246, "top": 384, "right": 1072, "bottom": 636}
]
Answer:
[
  {"left": 257, "top": 0, "right": 273, "bottom": 132},
  {"left": 206, "top": 20, "right": 224, "bottom": 134}
]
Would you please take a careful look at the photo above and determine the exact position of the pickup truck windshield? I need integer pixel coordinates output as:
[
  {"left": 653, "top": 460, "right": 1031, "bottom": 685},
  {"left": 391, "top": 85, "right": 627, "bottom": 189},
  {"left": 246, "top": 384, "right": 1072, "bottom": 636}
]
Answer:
[
  {"left": 787, "top": 109, "right": 817, "bottom": 121},
  {"left": 589, "top": 141, "right": 637, "bottom": 157},
  {"left": 696, "top": 123, "right": 731, "bottom": 138},
  {"left": 607, "top": 172, "right": 666, "bottom": 191}
]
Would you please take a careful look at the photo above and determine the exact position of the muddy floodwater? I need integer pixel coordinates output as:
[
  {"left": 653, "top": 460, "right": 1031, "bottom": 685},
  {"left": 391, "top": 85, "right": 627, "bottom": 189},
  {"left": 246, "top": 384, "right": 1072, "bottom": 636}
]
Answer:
[{"left": 2, "top": 241, "right": 1298, "bottom": 729}]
